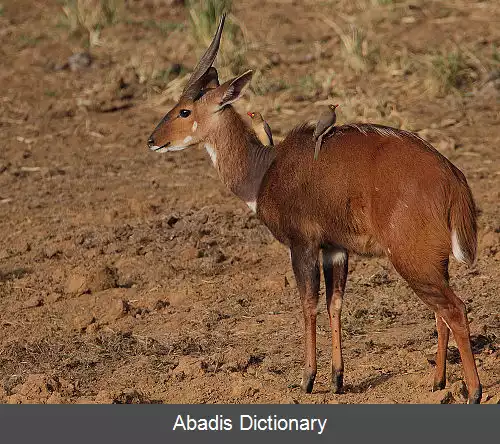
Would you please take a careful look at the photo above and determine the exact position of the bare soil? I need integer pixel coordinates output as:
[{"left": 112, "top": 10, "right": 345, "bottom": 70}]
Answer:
[{"left": 0, "top": 0, "right": 498, "bottom": 404}]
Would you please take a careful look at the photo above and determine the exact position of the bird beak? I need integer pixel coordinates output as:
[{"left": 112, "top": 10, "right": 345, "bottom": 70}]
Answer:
[{"left": 247, "top": 112, "right": 253, "bottom": 117}]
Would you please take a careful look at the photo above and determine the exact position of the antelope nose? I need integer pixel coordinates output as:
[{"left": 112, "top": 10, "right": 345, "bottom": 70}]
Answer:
[{"left": 147, "top": 136, "right": 155, "bottom": 148}]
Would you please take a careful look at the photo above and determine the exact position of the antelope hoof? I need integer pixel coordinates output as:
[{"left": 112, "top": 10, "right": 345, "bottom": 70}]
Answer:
[
  {"left": 432, "top": 379, "right": 446, "bottom": 392},
  {"left": 332, "top": 371, "right": 344, "bottom": 394},
  {"left": 468, "top": 386, "right": 482, "bottom": 404},
  {"left": 301, "top": 371, "right": 316, "bottom": 394}
]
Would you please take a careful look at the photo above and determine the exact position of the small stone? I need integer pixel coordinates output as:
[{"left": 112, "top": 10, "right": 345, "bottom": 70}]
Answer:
[
  {"left": 196, "top": 213, "right": 209, "bottom": 224},
  {"left": 106, "top": 299, "right": 129, "bottom": 321},
  {"left": 429, "top": 389, "right": 453, "bottom": 404},
  {"left": 94, "top": 390, "right": 115, "bottom": 404},
  {"left": 104, "top": 243, "right": 121, "bottom": 254},
  {"left": 22, "top": 295, "right": 44, "bottom": 309},
  {"left": 66, "top": 274, "right": 88, "bottom": 295},
  {"left": 44, "top": 245, "right": 62, "bottom": 259},
  {"left": 86, "top": 322, "right": 100, "bottom": 334},
  {"left": 231, "top": 379, "right": 262, "bottom": 398},
  {"left": 450, "top": 380, "right": 467, "bottom": 402},
  {"left": 480, "top": 231, "right": 499, "bottom": 255},
  {"left": 45, "top": 293, "right": 63, "bottom": 304},
  {"left": 89, "top": 266, "right": 118, "bottom": 293},
  {"left": 46, "top": 392, "right": 65, "bottom": 404},
  {"left": 172, "top": 357, "right": 203, "bottom": 379},
  {"left": 181, "top": 246, "right": 198, "bottom": 261},
  {"left": 73, "top": 313, "right": 95, "bottom": 332}
]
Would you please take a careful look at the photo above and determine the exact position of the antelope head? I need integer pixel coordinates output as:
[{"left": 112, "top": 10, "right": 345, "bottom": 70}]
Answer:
[{"left": 147, "top": 14, "right": 253, "bottom": 153}]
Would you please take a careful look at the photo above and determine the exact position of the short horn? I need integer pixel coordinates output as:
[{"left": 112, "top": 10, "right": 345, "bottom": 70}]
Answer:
[{"left": 182, "top": 14, "right": 226, "bottom": 99}]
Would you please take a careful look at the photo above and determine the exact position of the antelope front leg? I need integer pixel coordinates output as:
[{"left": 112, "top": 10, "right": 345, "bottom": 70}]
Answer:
[
  {"left": 290, "top": 244, "right": 320, "bottom": 393},
  {"left": 323, "top": 249, "right": 348, "bottom": 393}
]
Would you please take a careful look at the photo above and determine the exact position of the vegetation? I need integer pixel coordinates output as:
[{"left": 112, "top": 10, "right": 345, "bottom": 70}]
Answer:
[
  {"left": 186, "top": 0, "right": 247, "bottom": 76},
  {"left": 61, "top": 0, "right": 123, "bottom": 46}
]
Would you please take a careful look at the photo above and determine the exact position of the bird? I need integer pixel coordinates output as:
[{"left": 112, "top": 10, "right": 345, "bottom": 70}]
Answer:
[
  {"left": 247, "top": 112, "right": 274, "bottom": 147},
  {"left": 313, "top": 104, "right": 339, "bottom": 160}
]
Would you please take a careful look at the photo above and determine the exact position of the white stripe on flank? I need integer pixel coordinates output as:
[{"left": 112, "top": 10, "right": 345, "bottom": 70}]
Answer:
[
  {"left": 183, "top": 136, "right": 193, "bottom": 144},
  {"left": 451, "top": 229, "right": 466, "bottom": 263}
]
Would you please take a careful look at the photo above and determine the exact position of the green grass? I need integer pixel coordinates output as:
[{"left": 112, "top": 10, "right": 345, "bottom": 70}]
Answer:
[
  {"left": 44, "top": 90, "right": 58, "bottom": 97},
  {"left": 125, "top": 19, "right": 184, "bottom": 36},
  {"left": 430, "top": 50, "right": 475, "bottom": 94},
  {"left": 250, "top": 72, "right": 289, "bottom": 96},
  {"left": 60, "top": 0, "right": 123, "bottom": 46},
  {"left": 18, "top": 34, "right": 44, "bottom": 48},
  {"left": 492, "top": 45, "right": 500, "bottom": 65},
  {"left": 186, "top": 0, "right": 246, "bottom": 76},
  {"left": 154, "top": 65, "right": 188, "bottom": 85}
]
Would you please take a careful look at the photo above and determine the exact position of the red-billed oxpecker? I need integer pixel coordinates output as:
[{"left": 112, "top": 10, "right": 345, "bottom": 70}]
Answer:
[
  {"left": 247, "top": 111, "right": 274, "bottom": 147},
  {"left": 313, "top": 104, "right": 339, "bottom": 160}
]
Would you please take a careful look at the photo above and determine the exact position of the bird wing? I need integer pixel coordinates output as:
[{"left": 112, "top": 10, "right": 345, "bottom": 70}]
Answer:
[
  {"left": 263, "top": 121, "right": 274, "bottom": 146},
  {"left": 314, "top": 119, "right": 332, "bottom": 139}
]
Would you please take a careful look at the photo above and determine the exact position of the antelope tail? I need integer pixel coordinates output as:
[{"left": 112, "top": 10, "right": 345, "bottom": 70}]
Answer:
[{"left": 450, "top": 182, "right": 477, "bottom": 266}]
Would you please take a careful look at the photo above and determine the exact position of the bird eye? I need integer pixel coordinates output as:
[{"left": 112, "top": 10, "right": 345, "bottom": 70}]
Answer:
[{"left": 179, "top": 109, "right": 191, "bottom": 118}]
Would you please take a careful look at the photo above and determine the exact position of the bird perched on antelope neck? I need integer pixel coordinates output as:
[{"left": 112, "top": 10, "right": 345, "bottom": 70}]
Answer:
[
  {"left": 313, "top": 104, "right": 339, "bottom": 160},
  {"left": 247, "top": 112, "right": 274, "bottom": 147}
]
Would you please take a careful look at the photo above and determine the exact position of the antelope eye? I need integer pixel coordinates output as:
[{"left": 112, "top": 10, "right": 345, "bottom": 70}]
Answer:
[{"left": 179, "top": 109, "right": 191, "bottom": 118}]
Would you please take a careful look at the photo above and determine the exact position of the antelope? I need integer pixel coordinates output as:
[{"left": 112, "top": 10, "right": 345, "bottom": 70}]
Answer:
[{"left": 147, "top": 15, "right": 482, "bottom": 403}]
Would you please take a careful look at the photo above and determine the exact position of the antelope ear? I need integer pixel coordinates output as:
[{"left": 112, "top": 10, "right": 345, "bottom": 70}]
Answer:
[{"left": 217, "top": 70, "right": 253, "bottom": 107}]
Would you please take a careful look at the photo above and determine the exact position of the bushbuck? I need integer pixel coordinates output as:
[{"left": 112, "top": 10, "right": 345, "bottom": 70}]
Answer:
[{"left": 147, "top": 15, "right": 482, "bottom": 403}]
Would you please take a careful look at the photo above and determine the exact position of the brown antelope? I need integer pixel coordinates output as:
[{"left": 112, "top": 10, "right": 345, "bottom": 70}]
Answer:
[{"left": 147, "top": 15, "right": 482, "bottom": 403}]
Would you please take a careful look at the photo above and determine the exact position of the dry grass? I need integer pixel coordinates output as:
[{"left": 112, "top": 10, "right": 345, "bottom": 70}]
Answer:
[
  {"left": 426, "top": 50, "right": 478, "bottom": 96},
  {"left": 186, "top": 0, "right": 247, "bottom": 77},
  {"left": 61, "top": 0, "right": 123, "bottom": 46}
]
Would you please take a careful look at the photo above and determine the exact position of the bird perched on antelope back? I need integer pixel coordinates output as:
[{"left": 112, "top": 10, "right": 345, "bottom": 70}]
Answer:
[
  {"left": 313, "top": 104, "right": 339, "bottom": 160},
  {"left": 247, "top": 112, "right": 274, "bottom": 147}
]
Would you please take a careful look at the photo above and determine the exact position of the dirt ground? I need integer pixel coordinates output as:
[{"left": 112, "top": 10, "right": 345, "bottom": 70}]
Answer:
[{"left": 0, "top": 0, "right": 498, "bottom": 404}]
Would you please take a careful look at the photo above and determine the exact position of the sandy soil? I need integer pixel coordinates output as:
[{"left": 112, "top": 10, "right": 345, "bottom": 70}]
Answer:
[{"left": 0, "top": 0, "right": 498, "bottom": 404}]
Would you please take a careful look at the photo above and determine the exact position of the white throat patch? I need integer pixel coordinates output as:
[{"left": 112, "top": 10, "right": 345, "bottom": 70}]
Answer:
[
  {"left": 204, "top": 143, "right": 217, "bottom": 167},
  {"left": 246, "top": 201, "right": 257, "bottom": 213}
]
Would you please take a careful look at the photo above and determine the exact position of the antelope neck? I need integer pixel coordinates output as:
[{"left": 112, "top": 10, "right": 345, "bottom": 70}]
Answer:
[{"left": 205, "top": 108, "right": 276, "bottom": 207}]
